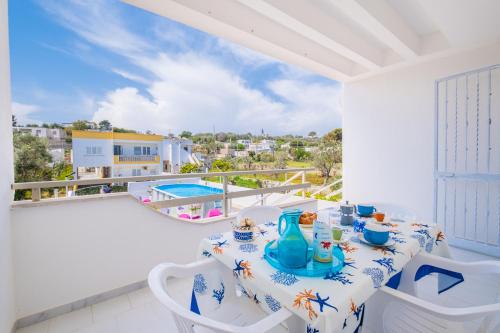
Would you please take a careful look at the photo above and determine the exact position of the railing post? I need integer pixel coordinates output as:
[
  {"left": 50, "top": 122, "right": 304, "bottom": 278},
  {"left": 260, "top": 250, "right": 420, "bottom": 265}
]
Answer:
[
  {"left": 301, "top": 171, "right": 306, "bottom": 198},
  {"left": 54, "top": 188, "right": 59, "bottom": 199},
  {"left": 222, "top": 176, "right": 228, "bottom": 217},
  {"left": 32, "top": 187, "right": 41, "bottom": 202}
]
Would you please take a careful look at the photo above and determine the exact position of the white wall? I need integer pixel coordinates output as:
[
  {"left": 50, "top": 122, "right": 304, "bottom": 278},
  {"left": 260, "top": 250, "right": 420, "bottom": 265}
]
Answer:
[
  {"left": 343, "top": 43, "right": 500, "bottom": 222},
  {"left": 11, "top": 195, "right": 233, "bottom": 318},
  {"left": 0, "top": 0, "right": 16, "bottom": 331},
  {"left": 113, "top": 164, "right": 160, "bottom": 177},
  {"left": 72, "top": 138, "right": 113, "bottom": 168}
]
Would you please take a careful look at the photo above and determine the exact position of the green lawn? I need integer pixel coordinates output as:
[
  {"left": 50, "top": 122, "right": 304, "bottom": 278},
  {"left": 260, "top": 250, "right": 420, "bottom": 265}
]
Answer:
[{"left": 286, "top": 160, "right": 313, "bottom": 168}]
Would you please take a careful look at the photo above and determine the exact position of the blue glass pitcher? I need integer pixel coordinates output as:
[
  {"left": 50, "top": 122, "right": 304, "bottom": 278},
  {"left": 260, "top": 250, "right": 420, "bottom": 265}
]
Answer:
[{"left": 277, "top": 209, "right": 310, "bottom": 268}]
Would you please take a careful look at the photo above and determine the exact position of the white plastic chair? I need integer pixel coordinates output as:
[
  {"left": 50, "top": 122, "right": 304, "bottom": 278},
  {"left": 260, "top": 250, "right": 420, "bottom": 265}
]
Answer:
[
  {"left": 237, "top": 206, "right": 282, "bottom": 225},
  {"left": 148, "top": 258, "right": 292, "bottom": 333},
  {"left": 364, "top": 252, "right": 500, "bottom": 333}
]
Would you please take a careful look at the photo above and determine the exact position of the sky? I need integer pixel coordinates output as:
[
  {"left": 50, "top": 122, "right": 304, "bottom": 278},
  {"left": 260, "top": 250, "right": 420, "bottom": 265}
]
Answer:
[{"left": 9, "top": 0, "right": 343, "bottom": 136}]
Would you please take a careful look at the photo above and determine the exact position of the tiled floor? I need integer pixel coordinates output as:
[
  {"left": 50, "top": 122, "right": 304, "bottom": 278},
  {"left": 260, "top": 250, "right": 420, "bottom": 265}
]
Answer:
[
  {"left": 17, "top": 246, "right": 499, "bottom": 333},
  {"left": 16, "top": 288, "right": 178, "bottom": 333}
]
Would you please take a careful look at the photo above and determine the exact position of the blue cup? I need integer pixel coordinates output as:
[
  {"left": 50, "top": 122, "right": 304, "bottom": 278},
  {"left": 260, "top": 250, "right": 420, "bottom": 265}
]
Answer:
[
  {"left": 363, "top": 224, "right": 389, "bottom": 245},
  {"left": 357, "top": 204, "right": 376, "bottom": 217}
]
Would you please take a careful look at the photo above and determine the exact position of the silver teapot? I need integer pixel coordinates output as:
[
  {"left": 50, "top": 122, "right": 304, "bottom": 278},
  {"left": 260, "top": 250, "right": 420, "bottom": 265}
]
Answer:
[{"left": 340, "top": 201, "right": 356, "bottom": 226}]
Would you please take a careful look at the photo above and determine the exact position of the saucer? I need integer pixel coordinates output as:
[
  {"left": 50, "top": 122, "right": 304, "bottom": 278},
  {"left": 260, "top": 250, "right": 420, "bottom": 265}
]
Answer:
[{"left": 358, "top": 234, "right": 395, "bottom": 247}]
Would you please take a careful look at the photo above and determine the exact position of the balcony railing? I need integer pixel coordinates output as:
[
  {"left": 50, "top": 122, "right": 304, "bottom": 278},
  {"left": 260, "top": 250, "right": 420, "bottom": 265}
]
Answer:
[
  {"left": 11, "top": 168, "right": 319, "bottom": 217},
  {"left": 113, "top": 155, "right": 160, "bottom": 164}
]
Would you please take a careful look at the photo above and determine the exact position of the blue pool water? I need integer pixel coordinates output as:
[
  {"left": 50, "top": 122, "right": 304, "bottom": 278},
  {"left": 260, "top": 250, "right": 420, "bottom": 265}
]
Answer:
[{"left": 154, "top": 184, "right": 223, "bottom": 198}]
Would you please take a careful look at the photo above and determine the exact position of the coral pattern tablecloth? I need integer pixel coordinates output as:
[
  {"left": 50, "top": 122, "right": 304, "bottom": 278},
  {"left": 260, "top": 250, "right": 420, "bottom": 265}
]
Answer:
[{"left": 196, "top": 217, "right": 449, "bottom": 333}]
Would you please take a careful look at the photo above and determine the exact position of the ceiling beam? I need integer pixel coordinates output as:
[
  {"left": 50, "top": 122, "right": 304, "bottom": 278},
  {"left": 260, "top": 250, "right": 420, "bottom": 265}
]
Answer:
[
  {"left": 124, "top": 0, "right": 353, "bottom": 81},
  {"left": 333, "top": 0, "right": 421, "bottom": 59},
  {"left": 237, "top": 0, "right": 383, "bottom": 70}
]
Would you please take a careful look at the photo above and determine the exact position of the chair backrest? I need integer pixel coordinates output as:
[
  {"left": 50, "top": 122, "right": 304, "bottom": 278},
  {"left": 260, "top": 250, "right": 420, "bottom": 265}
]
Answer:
[
  {"left": 382, "top": 301, "right": 462, "bottom": 333},
  {"left": 149, "top": 259, "right": 292, "bottom": 333},
  {"left": 237, "top": 206, "right": 282, "bottom": 225}
]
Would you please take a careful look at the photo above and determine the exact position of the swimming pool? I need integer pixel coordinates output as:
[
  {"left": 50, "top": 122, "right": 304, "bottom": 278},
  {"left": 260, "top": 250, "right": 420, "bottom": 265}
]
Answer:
[
  {"left": 151, "top": 183, "right": 223, "bottom": 220},
  {"left": 154, "top": 183, "right": 223, "bottom": 198}
]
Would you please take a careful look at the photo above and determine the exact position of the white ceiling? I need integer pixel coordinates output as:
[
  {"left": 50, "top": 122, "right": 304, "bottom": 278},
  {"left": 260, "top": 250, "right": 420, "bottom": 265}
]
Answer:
[{"left": 124, "top": 0, "right": 500, "bottom": 82}]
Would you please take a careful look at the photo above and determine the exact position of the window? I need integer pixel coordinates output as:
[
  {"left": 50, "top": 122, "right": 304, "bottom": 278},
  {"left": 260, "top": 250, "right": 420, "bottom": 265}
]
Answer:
[
  {"left": 134, "top": 146, "right": 141, "bottom": 155},
  {"left": 143, "top": 146, "right": 151, "bottom": 155},
  {"left": 132, "top": 169, "right": 141, "bottom": 176},
  {"left": 86, "top": 146, "right": 103, "bottom": 155},
  {"left": 113, "top": 145, "right": 122, "bottom": 155}
]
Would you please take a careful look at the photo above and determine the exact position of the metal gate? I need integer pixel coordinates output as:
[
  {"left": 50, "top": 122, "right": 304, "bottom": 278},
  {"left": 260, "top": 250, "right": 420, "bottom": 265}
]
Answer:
[{"left": 434, "top": 64, "right": 500, "bottom": 257}]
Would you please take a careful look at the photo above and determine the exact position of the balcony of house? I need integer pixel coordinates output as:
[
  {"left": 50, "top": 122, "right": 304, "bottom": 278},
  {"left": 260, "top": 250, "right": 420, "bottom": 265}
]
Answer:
[{"left": 113, "top": 155, "right": 161, "bottom": 164}]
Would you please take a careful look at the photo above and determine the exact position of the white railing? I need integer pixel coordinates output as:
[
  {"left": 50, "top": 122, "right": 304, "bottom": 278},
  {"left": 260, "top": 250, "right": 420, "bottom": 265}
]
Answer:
[
  {"left": 117, "top": 155, "right": 158, "bottom": 162},
  {"left": 248, "top": 170, "right": 306, "bottom": 207},
  {"left": 310, "top": 178, "right": 343, "bottom": 197},
  {"left": 11, "top": 168, "right": 315, "bottom": 217}
]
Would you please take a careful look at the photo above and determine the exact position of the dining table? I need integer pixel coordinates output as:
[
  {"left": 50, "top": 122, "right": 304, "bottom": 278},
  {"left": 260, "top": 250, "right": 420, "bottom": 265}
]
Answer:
[{"left": 194, "top": 208, "right": 453, "bottom": 333}]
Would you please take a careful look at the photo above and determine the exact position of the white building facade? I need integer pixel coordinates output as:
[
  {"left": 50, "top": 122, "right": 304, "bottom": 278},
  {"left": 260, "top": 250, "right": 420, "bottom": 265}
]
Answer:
[{"left": 71, "top": 131, "right": 192, "bottom": 178}]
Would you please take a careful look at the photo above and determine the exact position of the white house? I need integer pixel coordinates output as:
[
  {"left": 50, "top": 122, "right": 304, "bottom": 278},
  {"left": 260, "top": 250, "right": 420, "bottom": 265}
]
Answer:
[
  {"left": 13, "top": 126, "right": 66, "bottom": 147},
  {"left": 161, "top": 137, "right": 194, "bottom": 173},
  {"left": 236, "top": 139, "right": 251, "bottom": 148},
  {"left": 71, "top": 131, "right": 193, "bottom": 178},
  {"left": 248, "top": 139, "right": 275, "bottom": 153},
  {"left": 13, "top": 126, "right": 67, "bottom": 162}
]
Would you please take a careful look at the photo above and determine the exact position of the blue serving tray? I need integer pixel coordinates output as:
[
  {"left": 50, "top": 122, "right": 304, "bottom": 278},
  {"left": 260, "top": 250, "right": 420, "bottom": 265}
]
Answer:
[{"left": 264, "top": 240, "right": 344, "bottom": 277}]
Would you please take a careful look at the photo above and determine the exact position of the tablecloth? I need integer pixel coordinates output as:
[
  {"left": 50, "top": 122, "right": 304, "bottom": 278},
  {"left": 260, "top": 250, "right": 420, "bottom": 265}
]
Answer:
[{"left": 196, "top": 217, "right": 450, "bottom": 333}]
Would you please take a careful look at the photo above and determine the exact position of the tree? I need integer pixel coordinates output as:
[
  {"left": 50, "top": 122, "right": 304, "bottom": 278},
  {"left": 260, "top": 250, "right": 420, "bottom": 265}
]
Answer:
[
  {"left": 324, "top": 128, "right": 342, "bottom": 143},
  {"left": 258, "top": 152, "right": 274, "bottom": 163},
  {"left": 13, "top": 133, "right": 53, "bottom": 185},
  {"left": 180, "top": 163, "right": 200, "bottom": 173},
  {"left": 113, "top": 127, "right": 136, "bottom": 133},
  {"left": 49, "top": 123, "right": 63, "bottom": 129},
  {"left": 215, "top": 132, "right": 227, "bottom": 142},
  {"left": 313, "top": 140, "right": 341, "bottom": 183},
  {"left": 308, "top": 131, "right": 317, "bottom": 138},
  {"left": 12, "top": 115, "right": 18, "bottom": 127},
  {"left": 273, "top": 151, "right": 288, "bottom": 170},
  {"left": 72, "top": 120, "right": 90, "bottom": 130},
  {"left": 98, "top": 120, "right": 112, "bottom": 131},
  {"left": 239, "top": 156, "right": 254, "bottom": 170},
  {"left": 211, "top": 159, "right": 233, "bottom": 172},
  {"left": 292, "top": 148, "right": 311, "bottom": 161},
  {"left": 52, "top": 161, "right": 74, "bottom": 180},
  {"left": 180, "top": 131, "right": 192, "bottom": 138}
]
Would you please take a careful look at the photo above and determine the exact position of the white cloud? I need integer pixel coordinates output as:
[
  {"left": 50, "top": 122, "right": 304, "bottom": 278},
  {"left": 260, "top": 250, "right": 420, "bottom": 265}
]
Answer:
[
  {"left": 12, "top": 102, "right": 42, "bottom": 125},
  {"left": 111, "top": 68, "right": 151, "bottom": 85},
  {"left": 93, "top": 53, "right": 341, "bottom": 135},
  {"left": 268, "top": 79, "right": 343, "bottom": 132},
  {"left": 38, "top": 0, "right": 151, "bottom": 55},
  {"left": 43, "top": 0, "right": 342, "bottom": 135}
]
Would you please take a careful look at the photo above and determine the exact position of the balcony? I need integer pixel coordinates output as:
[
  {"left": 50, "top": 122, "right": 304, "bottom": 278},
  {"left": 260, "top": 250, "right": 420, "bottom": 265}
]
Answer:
[
  {"left": 3, "top": 1, "right": 500, "bottom": 333},
  {"left": 113, "top": 155, "right": 160, "bottom": 164}
]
